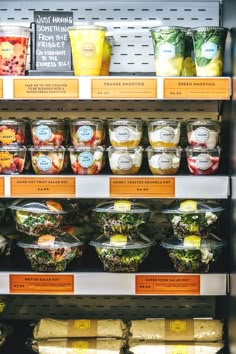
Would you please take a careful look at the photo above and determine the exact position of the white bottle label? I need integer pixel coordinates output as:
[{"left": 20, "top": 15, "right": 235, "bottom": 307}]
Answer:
[
  {"left": 201, "top": 41, "right": 218, "bottom": 59},
  {"left": 36, "top": 156, "right": 52, "bottom": 171},
  {"left": 118, "top": 155, "right": 133, "bottom": 170},
  {"left": 77, "top": 126, "right": 93, "bottom": 142},
  {"left": 79, "top": 152, "right": 94, "bottom": 168},
  {"left": 160, "top": 127, "right": 175, "bottom": 143},
  {"left": 115, "top": 127, "right": 130, "bottom": 142},
  {"left": 196, "top": 154, "right": 212, "bottom": 170},
  {"left": 35, "top": 125, "right": 52, "bottom": 141},
  {"left": 158, "top": 154, "right": 173, "bottom": 170},
  {"left": 194, "top": 127, "right": 210, "bottom": 143},
  {"left": 159, "top": 43, "right": 175, "bottom": 60}
]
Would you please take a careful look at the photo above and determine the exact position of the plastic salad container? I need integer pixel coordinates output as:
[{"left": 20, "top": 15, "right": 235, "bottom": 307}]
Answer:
[
  {"left": 29, "top": 146, "right": 65, "bottom": 175},
  {"left": 31, "top": 119, "right": 66, "bottom": 147},
  {"left": 146, "top": 147, "right": 182, "bottom": 175},
  {"left": 68, "top": 146, "right": 105, "bottom": 175},
  {"left": 147, "top": 119, "right": 181, "bottom": 148},
  {"left": 161, "top": 235, "right": 226, "bottom": 273},
  {"left": 0, "top": 119, "right": 25, "bottom": 145},
  {"left": 9, "top": 199, "right": 73, "bottom": 236},
  {"left": 18, "top": 232, "right": 84, "bottom": 272},
  {"left": 162, "top": 200, "right": 224, "bottom": 238},
  {"left": 69, "top": 119, "right": 105, "bottom": 148},
  {"left": 186, "top": 146, "right": 221, "bottom": 175},
  {"left": 0, "top": 146, "right": 26, "bottom": 174},
  {"left": 108, "top": 119, "right": 143, "bottom": 148},
  {"left": 90, "top": 233, "right": 155, "bottom": 272},
  {"left": 187, "top": 119, "right": 220, "bottom": 149},
  {"left": 108, "top": 146, "right": 143, "bottom": 175},
  {"left": 93, "top": 200, "right": 151, "bottom": 237}
]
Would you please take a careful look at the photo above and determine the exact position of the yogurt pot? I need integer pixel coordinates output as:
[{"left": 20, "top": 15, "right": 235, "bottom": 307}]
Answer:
[
  {"left": 147, "top": 119, "right": 181, "bottom": 148},
  {"left": 108, "top": 146, "right": 143, "bottom": 175},
  {"left": 29, "top": 146, "right": 65, "bottom": 175},
  {"left": 0, "top": 119, "right": 25, "bottom": 145},
  {"left": 150, "top": 26, "right": 186, "bottom": 76},
  {"left": 0, "top": 145, "right": 26, "bottom": 174},
  {"left": 68, "top": 146, "right": 105, "bottom": 175},
  {"left": 191, "top": 26, "right": 228, "bottom": 77},
  {"left": 0, "top": 25, "right": 31, "bottom": 75},
  {"left": 100, "top": 36, "right": 114, "bottom": 76},
  {"left": 187, "top": 119, "right": 220, "bottom": 149},
  {"left": 108, "top": 119, "right": 143, "bottom": 148},
  {"left": 186, "top": 146, "right": 221, "bottom": 175},
  {"left": 146, "top": 147, "right": 182, "bottom": 175},
  {"left": 69, "top": 119, "right": 105, "bottom": 148},
  {"left": 31, "top": 119, "right": 66, "bottom": 147},
  {"left": 68, "top": 25, "right": 107, "bottom": 76}
]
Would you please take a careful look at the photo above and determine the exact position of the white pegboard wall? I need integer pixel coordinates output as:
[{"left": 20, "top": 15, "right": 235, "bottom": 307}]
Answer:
[{"left": 0, "top": 1, "right": 221, "bottom": 73}]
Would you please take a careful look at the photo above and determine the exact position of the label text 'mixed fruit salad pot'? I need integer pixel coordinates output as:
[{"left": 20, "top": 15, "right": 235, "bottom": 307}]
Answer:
[{"left": 0, "top": 25, "right": 31, "bottom": 75}]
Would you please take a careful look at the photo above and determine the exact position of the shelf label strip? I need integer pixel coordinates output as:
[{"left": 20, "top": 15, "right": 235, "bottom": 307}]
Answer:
[
  {"left": 164, "top": 78, "right": 231, "bottom": 100},
  {"left": 9, "top": 274, "right": 74, "bottom": 294},
  {"left": 135, "top": 275, "right": 200, "bottom": 295},
  {"left": 91, "top": 78, "right": 157, "bottom": 99},
  {"left": 110, "top": 177, "right": 175, "bottom": 198},
  {"left": 10, "top": 176, "right": 76, "bottom": 197},
  {"left": 13, "top": 78, "right": 79, "bottom": 99}
]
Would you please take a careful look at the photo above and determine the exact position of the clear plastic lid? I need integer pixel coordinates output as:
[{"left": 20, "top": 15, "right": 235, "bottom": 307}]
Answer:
[
  {"left": 147, "top": 119, "right": 181, "bottom": 127},
  {"left": 93, "top": 200, "right": 150, "bottom": 214},
  {"left": 161, "top": 235, "right": 227, "bottom": 250},
  {"left": 69, "top": 119, "right": 104, "bottom": 126},
  {"left": 146, "top": 146, "right": 182, "bottom": 153},
  {"left": 0, "top": 119, "right": 25, "bottom": 125},
  {"left": 108, "top": 119, "right": 143, "bottom": 127},
  {"left": 107, "top": 146, "right": 143, "bottom": 152},
  {"left": 9, "top": 199, "right": 73, "bottom": 214},
  {"left": 29, "top": 146, "right": 65, "bottom": 152},
  {"left": 191, "top": 26, "right": 228, "bottom": 33},
  {"left": 90, "top": 233, "right": 155, "bottom": 249},
  {"left": 150, "top": 26, "right": 188, "bottom": 32},
  {"left": 187, "top": 119, "right": 220, "bottom": 128},
  {"left": 0, "top": 25, "right": 31, "bottom": 36},
  {"left": 31, "top": 119, "right": 65, "bottom": 127},
  {"left": 0, "top": 146, "right": 26, "bottom": 152},
  {"left": 68, "top": 25, "right": 107, "bottom": 32},
  {"left": 162, "top": 200, "right": 224, "bottom": 214},
  {"left": 18, "top": 232, "right": 83, "bottom": 249},
  {"left": 186, "top": 146, "right": 221, "bottom": 153}
]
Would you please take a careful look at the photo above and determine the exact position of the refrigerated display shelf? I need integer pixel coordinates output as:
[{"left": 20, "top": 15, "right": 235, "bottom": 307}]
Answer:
[{"left": 0, "top": 175, "right": 230, "bottom": 199}]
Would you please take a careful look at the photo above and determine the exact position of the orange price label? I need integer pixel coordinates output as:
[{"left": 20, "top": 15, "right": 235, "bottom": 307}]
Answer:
[
  {"left": 164, "top": 78, "right": 231, "bottom": 100},
  {"left": 13, "top": 78, "right": 79, "bottom": 99},
  {"left": 110, "top": 177, "right": 175, "bottom": 198},
  {"left": 135, "top": 275, "right": 200, "bottom": 295},
  {"left": 91, "top": 78, "right": 157, "bottom": 99},
  {"left": 0, "top": 79, "right": 3, "bottom": 98},
  {"left": 0, "top": 177, "right": 4, "bottom": 197},
  {"left": 10, "top": 274, "right": 74, "bottom": 294},
  {"left": 10, "top": 176, "right": 75, "bottom": 198}
]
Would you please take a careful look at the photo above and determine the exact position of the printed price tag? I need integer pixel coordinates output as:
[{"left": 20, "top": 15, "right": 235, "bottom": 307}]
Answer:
[
  {"left": 164, "top": 78, "right": 230, "bottom": 100},
  {"left": 10, "top": 176, "right": 75, "bottom": 197},
  {"left": 135, "top": 275, "right": 200, "bottom": 295},
  {"left": 13, "top": 78, "right": 79, "bottom": 99},
  {"left": 10, "top": 274, "right": 74, "bottom": 294},
  {"left": 0, "top": 177, "right": 4, "bottom": 197},
  {"left": 91, "top": 79, "right": 157, "bottom": 99},
  {"left": 110, "top": 177, "right": 175, "bottom": 198}
]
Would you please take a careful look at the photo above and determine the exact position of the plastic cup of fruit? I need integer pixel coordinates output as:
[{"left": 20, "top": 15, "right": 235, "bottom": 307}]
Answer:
[
  {"left": 93, "top": 200, "right": 151, "bottom": 237},
  {"left": 31, "top": 119, "right": 66, "bottom": 147},
  {"left": 161, "top": 235, "right": 226, "bottom": 273},
  {"left": 150, "top": 26, "right": 186, "bottom": 76},
  {"left": 17, "top": 233, "right": 84, "bottom": 272},
  {"left": 69, "top": 119, "right": 105, "bottom": 148},
  {"left": 146, "top": 146, "right": 182, "bottom": 175},
  {"left": 29, "top": 146, "right": 65, "bottom": 175},
  {"left": 108, "top": 119, "right": 143, "bottom": 148},
  {"left": 186, "top": 146, "right": 221, "bottom": 175},
  {"left": 187, "top": 119, "right": 220, "bottom": 149},
  {"left": 108, "top": 146, "right": 143, "bottom": 175},
  {"left": 147, "top": 119, "right": 181, "bottom": 148},
  {"left": 68, "top": 146, "right": 105, "bottom": 175},
  {"left": 0, "top": 119, "right": 25, "bottom": 145},
  {"left": 162, "top": 200, "right": 224, "bottom": 238},
  {"left": 100, "top": 36, "right": 114, "bottom": 76},
  {"left": 90, "top": 233, "right": 155, "bottom": 272},
  {"left": 191, "top": 26, "right": 228, "bottom": 77},
  {"left": 0, "top": 145, "right": 26, "bottom": 174},
  {"left": 9, "top": 199, "right": 73, "bottom": 236},
  {"left": 68, "top": 25, "right": 107, "bottom": 76},
  {"left": 0, "top": 25, "right": 31, "bottom": 76}
]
